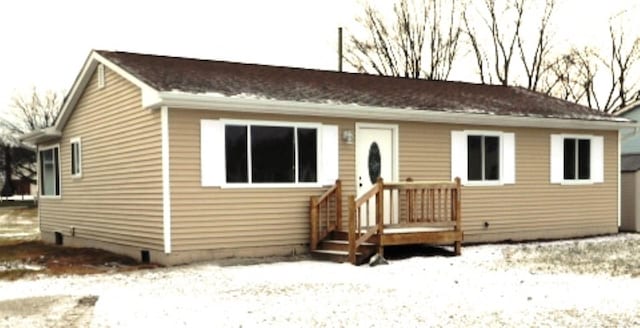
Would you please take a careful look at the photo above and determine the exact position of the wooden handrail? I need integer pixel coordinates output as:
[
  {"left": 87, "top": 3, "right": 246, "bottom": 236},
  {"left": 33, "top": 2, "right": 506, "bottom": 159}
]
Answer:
[
  {"left": 317, "top": 183, "right": 339, "bottom": 204},
  {"left": 354, "top": 183, "right": 382, "bottom": 207},
  {"left": 309, "top": 180, "right": 342, "bottom": 251},
  {"left": 348, "top": 177, "right": 384, "bottom": 264}
]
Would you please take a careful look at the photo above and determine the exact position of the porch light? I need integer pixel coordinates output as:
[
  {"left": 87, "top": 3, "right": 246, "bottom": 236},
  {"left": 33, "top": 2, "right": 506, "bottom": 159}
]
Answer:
[{"left": 342, "top": 129, "right": 354, "bottom": 144}]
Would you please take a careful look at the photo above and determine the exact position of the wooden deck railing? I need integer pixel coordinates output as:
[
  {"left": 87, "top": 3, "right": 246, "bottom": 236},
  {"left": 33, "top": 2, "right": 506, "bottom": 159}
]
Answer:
[
  {"left": 385, "top": 177, "right": 462, "bottom": 227},
  {"left": 309, "top": 180, "right": 342, "bottom": 251},
  {"left": 347, "top": 177, "right": 462, "bottom": 263}
]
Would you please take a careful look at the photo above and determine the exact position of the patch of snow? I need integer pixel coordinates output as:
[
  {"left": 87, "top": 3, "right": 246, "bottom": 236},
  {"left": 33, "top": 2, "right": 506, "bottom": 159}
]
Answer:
[
  {"left": 1, "top": 234, "right": 640, "bottom": 326},
  {"left": 0, "top": 262, "right": 44, "bottom": 272}
]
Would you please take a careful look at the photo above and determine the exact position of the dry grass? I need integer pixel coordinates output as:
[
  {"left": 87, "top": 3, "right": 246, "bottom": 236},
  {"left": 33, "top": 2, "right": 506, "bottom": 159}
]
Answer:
[
  {"left": 502, "top": 234, "right": 640, "bottom": 277},
  {"left": 0, "top": 241, "right": 160, "bottom": 280}
]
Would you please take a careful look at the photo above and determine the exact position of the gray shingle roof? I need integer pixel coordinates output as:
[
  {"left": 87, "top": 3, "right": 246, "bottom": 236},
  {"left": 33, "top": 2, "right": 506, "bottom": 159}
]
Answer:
[
  {"left": 97, "top": 50, "right": 626, "bottom": 123},
  {"left": 622, "top": 154, "right": 640, "bottom": 172}
]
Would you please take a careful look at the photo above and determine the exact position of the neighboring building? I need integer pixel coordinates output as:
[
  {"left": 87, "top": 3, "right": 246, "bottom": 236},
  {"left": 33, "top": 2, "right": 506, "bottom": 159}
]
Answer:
[
  {"left": 0, "top": 143, "right": 37, "bottom": 200},
  {"left": 617, "top": 101, "right": 640, "bottom": 231},
  {"left": 23, "top": 50, "right": 635, "bottom": 265}
]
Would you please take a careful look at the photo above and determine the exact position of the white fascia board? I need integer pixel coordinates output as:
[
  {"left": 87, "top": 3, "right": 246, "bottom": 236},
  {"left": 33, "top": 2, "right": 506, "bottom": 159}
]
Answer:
[
  {"left": 53, "top": 51, "right": 160, "bottom": 132},
  {"left": 21, "top": 127, "right": 62, "bottom": 144},
  {"left": 151, "top": 91, "right": 639, "bottom": 131}
]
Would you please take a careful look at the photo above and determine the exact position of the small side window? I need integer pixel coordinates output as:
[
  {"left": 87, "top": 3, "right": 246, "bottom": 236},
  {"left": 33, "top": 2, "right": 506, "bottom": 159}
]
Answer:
[
  {"left": 550, "top": 134, "right": 603, "bottom": 184},
  {"left": 39, "top": 146, "right": 60, "bottom": 196},
  {"left": 467, "top": 135, "right": 500, "bottom": 182},
  {"left": 70, "top": 138, "right": 82, "bottom": 178}
]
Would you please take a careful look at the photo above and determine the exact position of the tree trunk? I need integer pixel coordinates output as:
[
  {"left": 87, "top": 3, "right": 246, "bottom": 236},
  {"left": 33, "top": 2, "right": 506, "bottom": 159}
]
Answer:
[{"left": 1, "top": 146, "right": 15, "bottom": 197}]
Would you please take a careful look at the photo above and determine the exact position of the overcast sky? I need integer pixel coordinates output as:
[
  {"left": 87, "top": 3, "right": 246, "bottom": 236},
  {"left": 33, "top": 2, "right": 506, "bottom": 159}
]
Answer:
[{"left": 0, "top": 0, "right": 638, "bottom": 116}]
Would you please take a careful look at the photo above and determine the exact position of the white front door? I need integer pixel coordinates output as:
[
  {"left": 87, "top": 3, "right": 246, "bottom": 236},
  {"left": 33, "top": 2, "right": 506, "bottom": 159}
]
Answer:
[{"left": 355, "top": 124, "right": 397, "bottom": 227}]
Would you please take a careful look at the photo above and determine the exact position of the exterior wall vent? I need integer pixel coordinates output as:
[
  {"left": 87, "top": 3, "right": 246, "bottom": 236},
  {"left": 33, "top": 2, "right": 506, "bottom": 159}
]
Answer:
[
  {"left": 97, "top": 64, "right": 105, "bottom": 89},
  {"left": 54, "top": 232, "right": 63, "bottom": 245},
  {"left": 141, "top": 250, "right": 150, "bottom": 263}
]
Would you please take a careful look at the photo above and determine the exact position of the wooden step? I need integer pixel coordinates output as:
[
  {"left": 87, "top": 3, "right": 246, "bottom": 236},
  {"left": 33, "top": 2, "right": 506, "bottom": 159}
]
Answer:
[
  {"left": 330, "top": 230, "right": 380, "bottom": 244},
  {"left": 313, "top": 249, "right": 362, "bottom": 256},
  {"left": 319, "top": 239, "right": 375, "bottom": 252},
  {"left": 311, "top": 248, "right": 375, "bottom": 265},
  {"left": 311, "top": 249, "right": 360, "bottom": 263},
  {"left": 323, "top": 240, "right": 375, "bottom": 246}
]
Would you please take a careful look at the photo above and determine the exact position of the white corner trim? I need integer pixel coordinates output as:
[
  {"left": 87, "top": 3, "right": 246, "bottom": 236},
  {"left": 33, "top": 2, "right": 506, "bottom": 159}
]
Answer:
[
  {"left": 142, "top": 88, "right": 162, "bottom": 108},
  {"left": 161, "top": 106, "right": 172, "bottom": 254},
  {"left": 618, "top": 130, "right": 621, "bottom": 227}
]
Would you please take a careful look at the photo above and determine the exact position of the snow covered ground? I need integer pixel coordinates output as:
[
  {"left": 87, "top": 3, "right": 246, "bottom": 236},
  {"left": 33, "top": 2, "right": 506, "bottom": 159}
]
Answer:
[
  {"left": 0, "top": 207, "right": 38, "bottom": 241},
  {"left": 1, "top": 234, "right": 640, "bottom": 327}
]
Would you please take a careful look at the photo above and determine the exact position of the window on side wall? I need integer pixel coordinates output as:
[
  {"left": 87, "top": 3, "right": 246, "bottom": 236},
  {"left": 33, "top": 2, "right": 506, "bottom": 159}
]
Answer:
[
  {"left": 451, "top": 130, "right": 515, "bottom": 185},
  {"left": 550, "top": 134, "right": 603, "bottom": 184},
  {"left": 70, "top": 137, "right": 82, "bottom": 178},
  {"left": 467, "top": 135, "right": 500, "bottom": 181},
  {"left": 39, "top": 146, "right": 60, "bottom": 196}
]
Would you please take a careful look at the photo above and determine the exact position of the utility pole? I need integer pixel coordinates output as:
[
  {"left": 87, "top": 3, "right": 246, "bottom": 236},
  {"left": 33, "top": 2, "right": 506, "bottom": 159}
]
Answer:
[{"left": 338, "top": 27, "right": 343, "bottom": 72}]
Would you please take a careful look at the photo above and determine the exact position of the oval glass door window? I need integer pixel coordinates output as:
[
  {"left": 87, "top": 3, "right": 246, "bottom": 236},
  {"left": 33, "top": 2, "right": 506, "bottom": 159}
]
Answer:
[{"left": 368, "top": 142, "right": 381, "bottom": 184}]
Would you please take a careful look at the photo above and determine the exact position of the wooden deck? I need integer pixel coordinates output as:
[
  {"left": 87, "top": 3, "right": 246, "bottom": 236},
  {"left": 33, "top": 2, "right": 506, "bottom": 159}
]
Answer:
[{"left": 310, "top": 178, "right": 463, "bottom": 265}]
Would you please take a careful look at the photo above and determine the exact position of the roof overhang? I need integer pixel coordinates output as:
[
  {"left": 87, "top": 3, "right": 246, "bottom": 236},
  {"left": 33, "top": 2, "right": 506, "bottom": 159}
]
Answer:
[
  {"left": 146, "top": 91, "right": 638, "bottom": 131},
  {"left": 21, "top": 127, "right": 62, "bottom": 145}
]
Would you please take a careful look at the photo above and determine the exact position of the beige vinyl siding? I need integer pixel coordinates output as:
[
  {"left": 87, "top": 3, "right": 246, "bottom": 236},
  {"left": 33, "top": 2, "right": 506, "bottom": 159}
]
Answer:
[
  {"left": 170, "top": 111, "right": 618, "bottom": 251},
  {"left": 39, "top": 67, "right": 163, "bottom": 250},
  {"left": 169, "top": 110, "right": 356, "bottom": 251},
  {"left": 399, "top": 122, "right": 618, "bottom": 242}
]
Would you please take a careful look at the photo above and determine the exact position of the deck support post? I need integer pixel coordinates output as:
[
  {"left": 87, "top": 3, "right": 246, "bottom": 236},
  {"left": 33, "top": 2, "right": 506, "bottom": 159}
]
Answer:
[
  {"left": 335, "top": 179, "right": 342, "bottom": 230},
  {"left": 348, "top": 195, "right": 357, "bottom": 264},
  {"left": 376, "top": 177, "right": 384, "bottom": 257},
  {"left": 310, "top": 196, "right": 319, "bottom": 251},
  {"left": 454, "top": 177, "right": 462, "bottom": 256}
]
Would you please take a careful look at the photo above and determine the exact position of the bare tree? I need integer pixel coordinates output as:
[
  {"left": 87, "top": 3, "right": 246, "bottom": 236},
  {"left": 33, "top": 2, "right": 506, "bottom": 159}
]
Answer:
[
  {"left": 516, "top": 0, "right": 555, "bottom": 91},
  {"left": 1, "top": 88, "right": 61, "bottom": 145},
  {"left": 543, "top": 18, "right": 640, "bottom": 113},
  {"left": 464, "top": 0, "right": 524, "bottom": 85},
  {"left": 0, "top": 88, "right": 63, "bottom": 190},
  {"left": 464, "top": 0, "right": 556, "bottom": 90},
  {"left": 602, "top": 22, "right": 640, "bottom": 112},
  {"left": 346, "top": 0, "right": 464, "bottom": 80},
  {"left": 543, "top": 47, "right": 599, "bottom": 106}
]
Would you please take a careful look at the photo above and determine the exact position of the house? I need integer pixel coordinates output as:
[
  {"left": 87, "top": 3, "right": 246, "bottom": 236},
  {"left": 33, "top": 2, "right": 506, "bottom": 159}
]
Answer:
[
  {"left": 616, "top": 100, "right": 640, "bottom": 231},
  {"left": 23, "top": 50, "right": 634, "bottom": 265},
  {"left": 0, "top": 143, "right": 37, "bottom": 201}
]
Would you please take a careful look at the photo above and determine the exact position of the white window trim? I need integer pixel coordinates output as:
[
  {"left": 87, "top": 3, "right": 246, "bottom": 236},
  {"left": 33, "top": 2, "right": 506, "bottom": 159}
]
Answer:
[
  {"left": 70, "top": 137, "right": 82, "bottom": 179},
  {"left": 452, "top": 130, "right": 515, "bottom": 187},
  {"left": 219, "top": 118, "right": 324, "bottom": 189},
  {"left": 38, "top": 143, "right": 62, "bottom": 199},
  {"left": 552, "top": 133, "right": 603, "bottom": 185}
]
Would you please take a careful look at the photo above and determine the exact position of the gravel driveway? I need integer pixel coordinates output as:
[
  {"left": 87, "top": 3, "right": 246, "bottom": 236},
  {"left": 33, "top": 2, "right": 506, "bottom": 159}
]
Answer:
[{"left": 1, "top": 234, "right": 640, "bottom": 327}]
